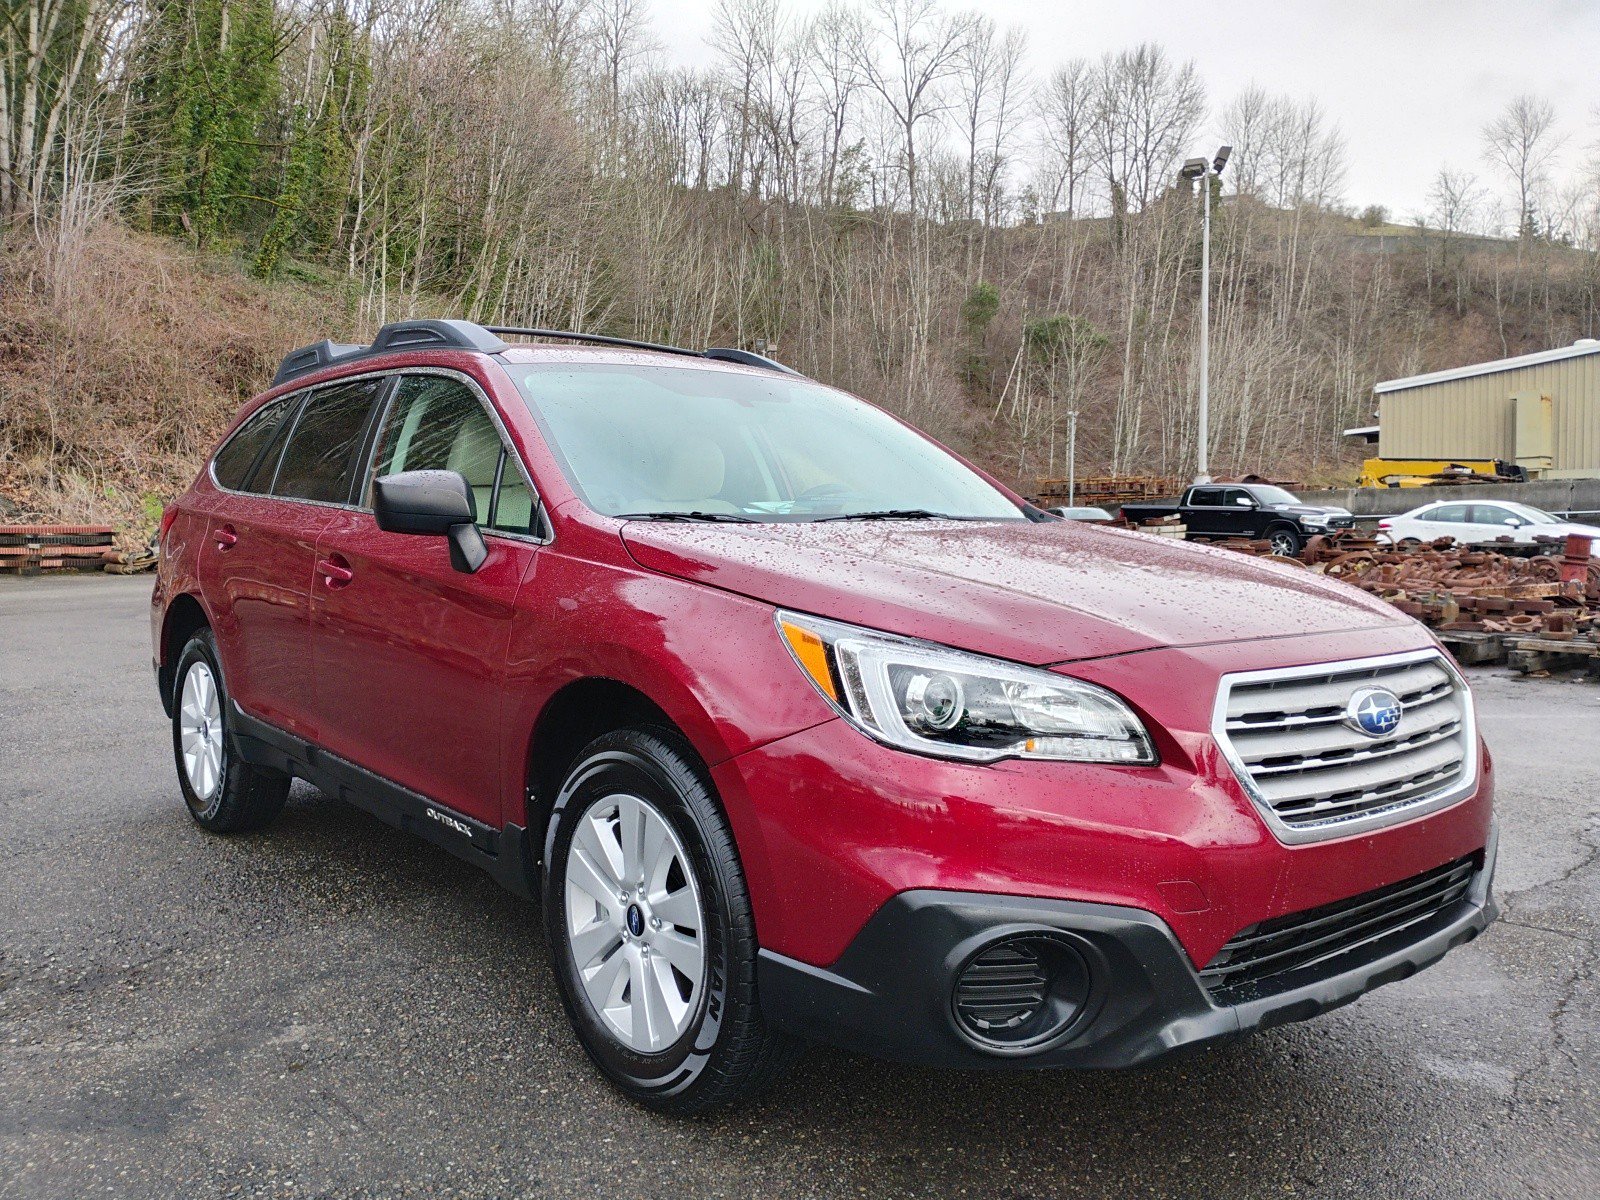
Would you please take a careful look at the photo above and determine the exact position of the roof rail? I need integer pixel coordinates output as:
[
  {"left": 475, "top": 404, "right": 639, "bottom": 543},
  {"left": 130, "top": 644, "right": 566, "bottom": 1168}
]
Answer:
[
  {"left": 490, "top": 328, "right": 800, "bottom": 375},
  {"left": 704, "top": 347, "right": 801, "bottom": 375},
  {"left": 272, "top": 319, "right": 800, "bottom": 387},
  {"left": 485, "top": 326, "right": 705, "bottom": 360},
  {"left": 272, "top": 319, "right": 510, "bottom": 386}
]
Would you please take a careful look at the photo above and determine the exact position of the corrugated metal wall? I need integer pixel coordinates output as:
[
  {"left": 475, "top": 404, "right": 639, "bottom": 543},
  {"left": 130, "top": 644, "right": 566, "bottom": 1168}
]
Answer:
[{"left": 1378, "top": 351, "right": 1600, "bottom": 475}]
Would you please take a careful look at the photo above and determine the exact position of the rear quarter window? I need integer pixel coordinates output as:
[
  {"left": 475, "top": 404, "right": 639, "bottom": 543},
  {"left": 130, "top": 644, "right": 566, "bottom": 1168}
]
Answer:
[{"left": 212, "top": 398, "right": 291, "bottom": 492}]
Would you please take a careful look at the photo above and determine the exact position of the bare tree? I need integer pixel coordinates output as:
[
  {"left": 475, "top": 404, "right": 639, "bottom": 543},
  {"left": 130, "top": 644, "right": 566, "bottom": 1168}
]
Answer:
[
  {"left": 850, "top": 0, "right": 974, "bottom": 216},
  {"left": 952, "top": 16, "right": 1023, "bottom": 225},
  {"left": 589, "top": 0, "right": 659, "bottom": 149},
  {"left": 802, "top": 2, "right": 863, "bottom": 208},
  {"left": 1037, "top": 57, "right": 1093, "bottom": 217},
  {"left": 1090, "top": 44, "right": 1204, "bottom": 217},
  {"left": 1427, "top": 167, "right": 1483, "bottom": 236},
  {"left": 1482, "top": 93, "right": 1565, "bottom": 238}
]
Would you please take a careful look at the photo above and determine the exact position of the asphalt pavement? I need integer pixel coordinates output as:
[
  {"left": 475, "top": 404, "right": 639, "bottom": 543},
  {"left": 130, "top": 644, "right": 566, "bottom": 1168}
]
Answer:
[{"left": 2, "top": 574, "right": 1596, "bottom": 1199}]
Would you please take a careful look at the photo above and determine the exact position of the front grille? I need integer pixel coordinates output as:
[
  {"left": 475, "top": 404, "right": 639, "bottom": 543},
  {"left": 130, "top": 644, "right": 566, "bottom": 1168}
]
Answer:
[
  {"left": 1214, "top": 650, "right": 1475, "bottom": 843},
  {"left": 1200, "top": 854, "right": 1479, "bottom": 1002}
]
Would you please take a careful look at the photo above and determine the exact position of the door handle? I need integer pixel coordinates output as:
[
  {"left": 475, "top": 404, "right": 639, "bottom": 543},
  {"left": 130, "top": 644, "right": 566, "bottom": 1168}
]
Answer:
[
  {"left": 317, "top": 559, "right": 354, "bottom": 587},
  {"left": 214, "top": 526, "right": 238, "bottom": 550}
]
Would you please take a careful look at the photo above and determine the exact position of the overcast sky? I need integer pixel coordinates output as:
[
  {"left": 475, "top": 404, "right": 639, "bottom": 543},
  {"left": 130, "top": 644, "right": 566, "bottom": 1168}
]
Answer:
[{"left": 646, "top": 0, "right": 1600, "bottom": 220}]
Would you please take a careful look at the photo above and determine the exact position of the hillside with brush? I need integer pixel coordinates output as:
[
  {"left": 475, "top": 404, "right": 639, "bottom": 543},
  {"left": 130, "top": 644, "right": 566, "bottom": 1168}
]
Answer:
[{"left": 3, "top": 1, "right": 1598, "bottom": 538}]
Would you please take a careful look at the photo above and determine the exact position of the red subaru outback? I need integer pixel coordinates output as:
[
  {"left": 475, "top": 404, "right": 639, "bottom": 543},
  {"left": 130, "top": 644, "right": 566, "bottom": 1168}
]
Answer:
[{"left": 152, "top": 320, "right": 1497, "bottom": 1114}]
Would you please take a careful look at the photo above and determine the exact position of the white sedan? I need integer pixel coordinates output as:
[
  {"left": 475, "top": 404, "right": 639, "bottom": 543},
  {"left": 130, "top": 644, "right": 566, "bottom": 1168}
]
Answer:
[{"left": 1377, "top": 499, "right": 1600, "bottom": 549}]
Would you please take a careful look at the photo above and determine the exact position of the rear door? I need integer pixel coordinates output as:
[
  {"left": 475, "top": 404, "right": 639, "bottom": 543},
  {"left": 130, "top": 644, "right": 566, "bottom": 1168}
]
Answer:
[
  {"left": 1183, "top": 487, "right": 1229, "bottom": 537},
  {"left": 1431, "top": 503, "right": 1474, "bottom": 541},
  {"left": 309, "top": 371, "right": 543, "bottom": 826},
  {"left": 196, "top": 379, "right": 385, "bottom": 738}
]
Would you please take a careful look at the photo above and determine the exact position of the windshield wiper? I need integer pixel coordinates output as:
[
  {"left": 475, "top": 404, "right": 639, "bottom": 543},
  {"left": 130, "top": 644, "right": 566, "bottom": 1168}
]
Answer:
[
  {"left": 814, "top": 508, "right": 959, "bottom": 522},
  {"left": 615, "top": 511, "right": 758, "bottom": 523}
]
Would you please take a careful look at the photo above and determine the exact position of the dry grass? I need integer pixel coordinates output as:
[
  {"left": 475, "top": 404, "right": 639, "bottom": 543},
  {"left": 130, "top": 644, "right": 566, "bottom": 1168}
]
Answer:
[{"left": 0, "top": 223, "right": 353, "bottom": 541}]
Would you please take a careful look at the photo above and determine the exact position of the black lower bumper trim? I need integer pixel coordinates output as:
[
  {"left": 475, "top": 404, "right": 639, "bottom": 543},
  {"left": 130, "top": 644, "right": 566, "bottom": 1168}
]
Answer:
[{"left": 759, "top": 827, "right": 1498, "bottom": 1069}]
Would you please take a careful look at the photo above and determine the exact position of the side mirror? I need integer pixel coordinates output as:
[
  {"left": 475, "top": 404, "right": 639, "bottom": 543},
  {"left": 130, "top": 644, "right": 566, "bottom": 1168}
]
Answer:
[
  {"left": 372, "top": 470, "right": 487, "bottom": 574},
  {"left": 1503, "top": 518, "right": 1522, "bottom": 527},
  {"left": 1234, "top": 496, "right": 1256, "bottom": 508}
]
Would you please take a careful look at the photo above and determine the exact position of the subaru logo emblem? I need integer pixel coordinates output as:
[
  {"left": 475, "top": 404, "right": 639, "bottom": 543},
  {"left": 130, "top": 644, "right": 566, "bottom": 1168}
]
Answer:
[
  {"left": 1345, "top": 686, "right": 1402, "bottom": 739},
  {"left": 626, "top": 904, "right": 644, "bottom": 937}
]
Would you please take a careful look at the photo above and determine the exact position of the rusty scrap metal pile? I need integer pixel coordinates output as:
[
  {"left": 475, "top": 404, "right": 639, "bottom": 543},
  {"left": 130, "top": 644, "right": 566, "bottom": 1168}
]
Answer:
[{"left": 1214, "top": 530, "right": 1600, "bottom": 641}]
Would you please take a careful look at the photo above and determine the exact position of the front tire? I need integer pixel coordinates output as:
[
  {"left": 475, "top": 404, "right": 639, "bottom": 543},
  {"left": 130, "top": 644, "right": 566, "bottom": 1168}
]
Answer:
[
  {"left": 543, "top": 728, "right": 801, "bottom": 1116},
  {"left": 171, "top": 628, "right": 289, "bottom": 832}
]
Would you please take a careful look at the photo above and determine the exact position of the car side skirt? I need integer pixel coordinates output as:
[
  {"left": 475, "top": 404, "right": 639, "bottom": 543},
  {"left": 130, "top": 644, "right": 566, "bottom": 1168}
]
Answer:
[{"left": 230, "top": 704, "right": 535, "bottom": 898}]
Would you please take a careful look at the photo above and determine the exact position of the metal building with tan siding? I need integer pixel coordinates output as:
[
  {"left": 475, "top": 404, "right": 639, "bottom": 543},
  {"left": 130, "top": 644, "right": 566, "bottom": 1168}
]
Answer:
[{"left": 1374, "top": 340, "right": 1600, "bottom": 479}]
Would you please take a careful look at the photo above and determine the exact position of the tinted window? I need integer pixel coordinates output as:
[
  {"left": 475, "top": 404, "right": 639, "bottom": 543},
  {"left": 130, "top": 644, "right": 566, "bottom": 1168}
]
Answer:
[
  {"left": 213, "top": 398, "right": 291, "bottom": 492},
  {"left": 1190, "top": 488, "right": 1225, "bottom": 506},
  {"left": 370, "top": 375, "right": 535, "bottom": 535},
  {"left": 1223, "top": 488, "right": 1252, "bottom": 506},
  {"left": 271, "top": 379, "right": 384, "bottom": 504}
]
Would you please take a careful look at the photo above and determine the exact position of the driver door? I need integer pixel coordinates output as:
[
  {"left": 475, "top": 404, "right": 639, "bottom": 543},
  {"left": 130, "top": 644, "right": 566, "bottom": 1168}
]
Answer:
[
  {"left": 309, "top": 372, "right": 542, "bottom": 825},
  {"left": 1468, "top": 503, "right": 1523, "bottom": 541}
]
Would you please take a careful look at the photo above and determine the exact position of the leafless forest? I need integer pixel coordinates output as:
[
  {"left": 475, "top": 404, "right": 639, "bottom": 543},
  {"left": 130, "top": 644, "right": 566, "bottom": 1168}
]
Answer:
[{"left": 3, "top": 0, "right": 1600, "bottom": 525}]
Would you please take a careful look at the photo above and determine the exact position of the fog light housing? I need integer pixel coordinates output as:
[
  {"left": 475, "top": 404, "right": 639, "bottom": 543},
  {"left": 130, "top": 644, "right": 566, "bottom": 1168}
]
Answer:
[{"left": 951, "top": 933, "right": 1095, "bottom": 1053}]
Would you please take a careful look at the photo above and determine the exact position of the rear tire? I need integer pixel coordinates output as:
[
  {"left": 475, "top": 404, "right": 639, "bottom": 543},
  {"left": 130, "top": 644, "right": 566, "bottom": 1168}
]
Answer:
[
  {"left": 172, "top": 628, "right": 289, "bottom": 832},
  {"left": 543, "top": 727, "right": 802, "bottom": 1116}
]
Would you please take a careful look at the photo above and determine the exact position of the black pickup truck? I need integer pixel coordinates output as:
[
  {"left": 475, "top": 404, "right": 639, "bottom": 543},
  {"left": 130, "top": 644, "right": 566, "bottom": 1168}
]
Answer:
[{"left": 1120, "top": 483, "right": 1354, "bottom": 556}]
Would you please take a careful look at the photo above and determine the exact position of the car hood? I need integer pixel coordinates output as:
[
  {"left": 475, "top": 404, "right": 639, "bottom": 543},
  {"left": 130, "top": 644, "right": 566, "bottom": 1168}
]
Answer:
[{"left": 620, "top": 519, "right": 1412, "bottom": 665}]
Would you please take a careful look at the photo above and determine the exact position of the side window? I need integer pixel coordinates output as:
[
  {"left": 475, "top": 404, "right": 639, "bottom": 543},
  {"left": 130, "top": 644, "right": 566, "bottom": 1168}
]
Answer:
[
  {"left": 1190, "top": 488, "right": 1224, "bottom": 506},
  {"left": 370, "top": 375, "right": 537, "bottom": 535},
  {"left": 1430, "top": 504, "right": 1470, "bottom": 524},
  {"left": 271, "top": 378, "right": 385, "bottom": 504},
  {"left": 212, "top": 397, "right": 291, "bottom": 492},
  {"left": 1223, "top": 488, "right": 1252, "bottom": 506},
  {"left": 1472, "top": 505, "right": 1514, "bottom": 526}
]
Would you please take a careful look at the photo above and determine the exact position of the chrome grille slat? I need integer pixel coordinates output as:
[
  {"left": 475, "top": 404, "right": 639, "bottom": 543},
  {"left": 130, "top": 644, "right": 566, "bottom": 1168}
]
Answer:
[
  {"left": 1255, "top": 739, "right": 1464, "bottom": 806},
  {"left": 1212, "top": 649, "right": 1476, "bottom": 844},
  {"left": 1246, "top": 722, "right": 1461, "bottom": 779},
  {"left": 1224, "top": 661, "right": 1449, "bottom": 722},
  {"left": 1235, "top": 706, "right": 1460, "bottom": 764},
  {"left": 1224, "top": 682, "right": 1454, "bottom": 734}
]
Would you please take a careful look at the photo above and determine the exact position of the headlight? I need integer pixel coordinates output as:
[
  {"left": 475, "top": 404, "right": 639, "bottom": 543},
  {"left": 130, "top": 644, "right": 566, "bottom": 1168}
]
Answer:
[
  {"left": 1300, "top": 514, "right": 1330, "bottom": 527},
  {"left": 776, "top": 611, "right": 1157, "bottom": 765}
]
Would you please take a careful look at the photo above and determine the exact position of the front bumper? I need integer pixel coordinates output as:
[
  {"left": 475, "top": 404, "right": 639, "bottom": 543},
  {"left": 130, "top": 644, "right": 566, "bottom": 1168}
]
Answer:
[{"left": 759, "top": 827, "right": 1498, "bottom": 1069}]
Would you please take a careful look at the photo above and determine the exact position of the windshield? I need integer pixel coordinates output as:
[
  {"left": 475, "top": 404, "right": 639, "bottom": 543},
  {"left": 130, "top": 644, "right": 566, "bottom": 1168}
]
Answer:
[
  {"left": 1249, "top": 486, "right": 1301, "bottom": 506},
  {"left": 1504, "top": 503, "right": 1560, "bottom": 525},
  {"left": 511, "top": 363, "right": 1024, "bottom": 522}
]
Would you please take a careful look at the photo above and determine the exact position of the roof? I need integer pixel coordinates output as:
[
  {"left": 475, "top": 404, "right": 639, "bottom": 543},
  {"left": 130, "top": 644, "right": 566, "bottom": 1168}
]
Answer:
[{"left": 1375, "top": 339, "right": 1600, "bottom": 395}]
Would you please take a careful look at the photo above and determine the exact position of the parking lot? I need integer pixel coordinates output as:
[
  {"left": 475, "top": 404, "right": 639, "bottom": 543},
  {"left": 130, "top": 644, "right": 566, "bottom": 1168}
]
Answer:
[{"left": 2, "top": 573, "right": 1596, "bottom": 1199}]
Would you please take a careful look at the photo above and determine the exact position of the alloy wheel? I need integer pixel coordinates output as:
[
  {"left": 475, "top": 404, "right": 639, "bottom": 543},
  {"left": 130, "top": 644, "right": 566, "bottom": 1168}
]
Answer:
[
  {"left": 179, "top": 662, "right": 225, "bottom": 801},
  {"left": 563, "top": 793, "right": 706, "bottom": 1054}
]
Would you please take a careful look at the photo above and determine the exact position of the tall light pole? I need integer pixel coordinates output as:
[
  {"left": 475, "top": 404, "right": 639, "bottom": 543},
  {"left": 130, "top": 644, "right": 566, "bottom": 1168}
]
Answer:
[
  {"left": 1179, "top": 145, "right": 1231, "bottom": 484},
  {"left": 1066, "top": 410, "right": 1079, "bottom": 506}
]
